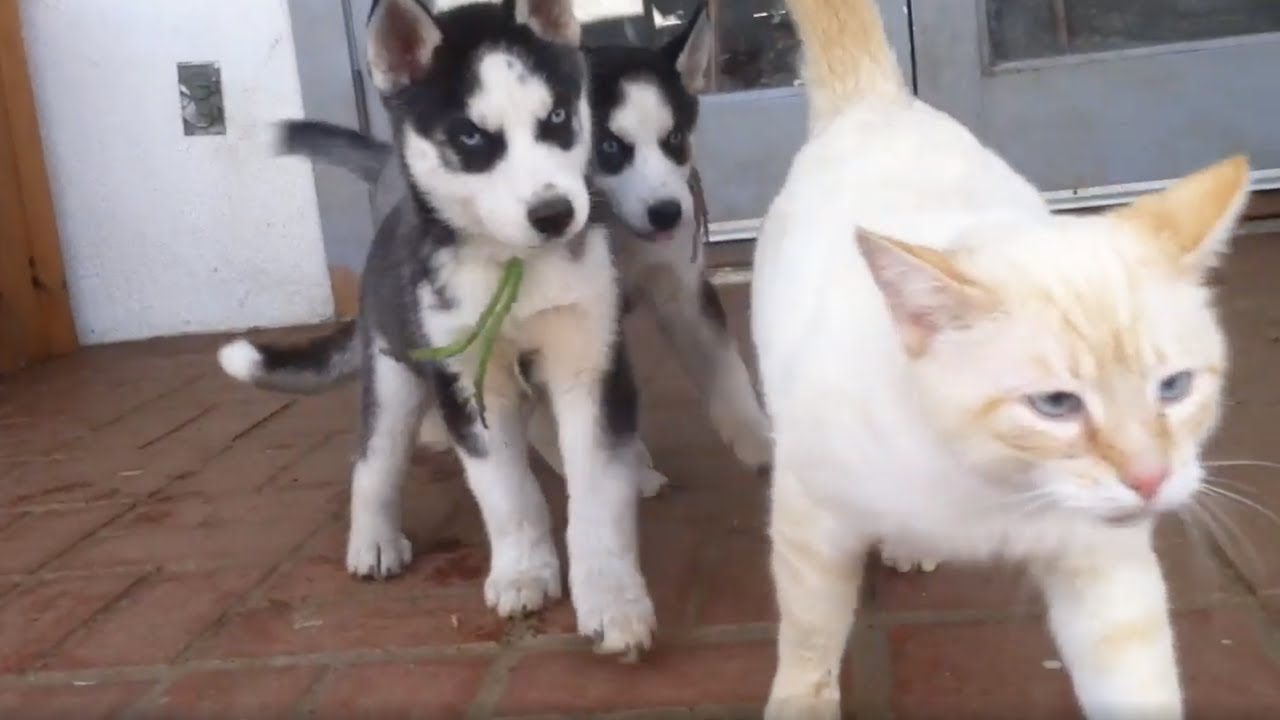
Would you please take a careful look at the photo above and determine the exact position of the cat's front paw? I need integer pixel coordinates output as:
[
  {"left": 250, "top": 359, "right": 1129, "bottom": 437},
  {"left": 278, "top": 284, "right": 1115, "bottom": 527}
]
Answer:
[
  {"left": 571, "top": 561, "right": 656, "bottom": 656},
  {"left": 764, "top": 694, "right": 841, "bottom": 720}
]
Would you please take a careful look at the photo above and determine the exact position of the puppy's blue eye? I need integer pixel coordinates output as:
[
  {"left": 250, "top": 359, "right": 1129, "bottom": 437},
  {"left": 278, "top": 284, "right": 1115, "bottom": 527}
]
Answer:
[
  {"left": 548, "top": 107, "right": 567, "bottom": 124},
  {"left": 1026, "top": 391, "right": 1084, "bottom": 420},
  {"left": 452, "top": 120, "right": 484, "bottom": 147},
  {"left": 1158, "top": 371, "right": 1194, "bottom": 403},
  {"left": 600, "top": 139, "right": 619, "bottom": 153},
  {"left": 666, "top": 130, "right": 684, "bottom": 144}
]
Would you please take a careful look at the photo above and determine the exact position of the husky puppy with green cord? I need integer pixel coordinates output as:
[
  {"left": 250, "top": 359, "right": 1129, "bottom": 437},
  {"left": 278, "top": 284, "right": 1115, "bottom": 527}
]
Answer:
[{"left": 218, "top": 0, "right": 655, "bottom": 655}]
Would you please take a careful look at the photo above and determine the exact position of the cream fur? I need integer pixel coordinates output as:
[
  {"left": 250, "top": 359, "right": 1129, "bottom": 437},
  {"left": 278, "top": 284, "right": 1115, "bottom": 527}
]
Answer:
[{"left": 754, "top": 1, "right": 1250, "bottom": 718}]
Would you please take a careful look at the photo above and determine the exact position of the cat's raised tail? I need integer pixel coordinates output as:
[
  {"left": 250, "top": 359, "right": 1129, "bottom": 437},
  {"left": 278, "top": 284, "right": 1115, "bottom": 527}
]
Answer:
[{"left": 787, "top": 0, "right": 906, "bottom": 132}]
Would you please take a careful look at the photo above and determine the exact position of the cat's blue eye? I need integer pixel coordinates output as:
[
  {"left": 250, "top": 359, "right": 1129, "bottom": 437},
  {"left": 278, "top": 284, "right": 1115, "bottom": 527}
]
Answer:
[
  {"left": 1158, "top": 371, "right": 1194, "bottom": 404},
  {"left": 1026, "top": 391, "right": 1084, "bottom": 420}
]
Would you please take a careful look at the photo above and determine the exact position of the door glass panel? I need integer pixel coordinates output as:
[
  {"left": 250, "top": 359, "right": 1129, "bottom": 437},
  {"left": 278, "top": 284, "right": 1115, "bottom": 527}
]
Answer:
[
  {"left": 987, "top": 0, "right": 1280, "bottom": 63},
  {"left": 575, "top": 0, "right": 798, "bottom": 93}
]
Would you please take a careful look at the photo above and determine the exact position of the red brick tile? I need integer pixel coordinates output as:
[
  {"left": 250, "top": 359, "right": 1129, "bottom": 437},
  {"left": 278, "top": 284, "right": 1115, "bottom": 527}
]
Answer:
[
  {"left": 199, "top": 591, "right": 507, "bottom": 660},
  {"left": 889, "top": 620, "right": 1080, "bottom": 719},
  {"left": 889, "top": 609, "right": 1280, "bottom": 719},
  {"left": 1155, "top": 520, "right": 1242, "bottom": 608},
  {"left": 1177, "top": 608, "right": 1280, "bottom": 717},
  {"left": 0, "top": 388, "right": 291, "bottom": 510},
  {"left": 869, "top": 562, "right": 1040, "bottom": 617},
  {"left": 44, "top": 568, "right": 266, "bottom": 670},
  {"left": 496, "top": 642, "right": 775, "bottom": 715},
  {"left": 0, "top": 681, "right": 150, "bottom": 719},
  {"left": 267, "top": 536, "right": 489, "bottom": 606},
  {"left": 0, "top": 573, "right": 142, "bottom": 673},
  {"left": 162, "top": 392, "right": 357, "bottom": 498},
  {"left": 51, "top": 489, "right": 337, "bottom": 572},
  {"left": 696, "top": 532, "right": 775, "bottom": 626},
  {"left": 260, "top": 499, "right": 478, "bottom": 607},
  {"left": 0, "top": 505, "right": 128, "bottom": 574},
  {"left": 152, "top": 666, "right": 321, "bottom": 717},
  {"left": 311, "top": 660, "right": 490, "bottom": 719},
  {"left": 257, "top": 433, "right": 359, "bottom": 494}
]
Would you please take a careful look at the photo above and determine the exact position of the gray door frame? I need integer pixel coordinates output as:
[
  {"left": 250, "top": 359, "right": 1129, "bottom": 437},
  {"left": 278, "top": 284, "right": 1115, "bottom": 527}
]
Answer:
[{"left": 912, "top": 0, "right": 1280, "bottom": 211}]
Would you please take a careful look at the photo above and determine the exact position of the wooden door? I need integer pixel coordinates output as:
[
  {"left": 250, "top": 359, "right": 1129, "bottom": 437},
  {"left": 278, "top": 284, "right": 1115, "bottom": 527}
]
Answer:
[{"left": 0, "top": 1, "right": 76, "bottom": 373}]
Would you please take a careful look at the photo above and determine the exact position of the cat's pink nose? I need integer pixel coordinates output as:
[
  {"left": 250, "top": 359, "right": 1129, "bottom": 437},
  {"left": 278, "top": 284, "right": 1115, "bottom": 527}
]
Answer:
[{"left": 1124, "top": 467, "right": 1169, "bottom": 501}]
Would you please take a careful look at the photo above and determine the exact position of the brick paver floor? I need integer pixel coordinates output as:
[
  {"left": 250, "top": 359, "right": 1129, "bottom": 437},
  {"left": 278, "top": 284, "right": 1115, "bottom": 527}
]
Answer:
[{"left": 4, "top": 246, "right": 1280, "bottom": 717}]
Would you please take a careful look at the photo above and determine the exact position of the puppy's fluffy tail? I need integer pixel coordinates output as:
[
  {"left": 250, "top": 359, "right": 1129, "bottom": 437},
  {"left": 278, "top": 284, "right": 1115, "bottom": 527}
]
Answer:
[
  {"left": 218, "top": 321, "right": 361, "bottom": 394},
  {"left": 787, "top": 0, "right": 906, "bottom": 132},
  {"left": 277, "top": 120, "right": 393, "bottom": 186}
]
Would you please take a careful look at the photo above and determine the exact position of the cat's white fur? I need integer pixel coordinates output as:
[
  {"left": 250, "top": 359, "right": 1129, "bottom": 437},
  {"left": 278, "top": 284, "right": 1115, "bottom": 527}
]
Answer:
[{"left": 753, "top": 1, "right": 1250, "bottom": 718}]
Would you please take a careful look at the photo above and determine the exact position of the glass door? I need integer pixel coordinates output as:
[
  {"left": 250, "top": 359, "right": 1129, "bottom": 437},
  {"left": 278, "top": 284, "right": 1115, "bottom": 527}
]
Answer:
[
  {"left": 344, "top": 0, "right": 912, "bottom": 241},
  {"left": 912, "top": 0, "right": 1280, "bottom": 208}
]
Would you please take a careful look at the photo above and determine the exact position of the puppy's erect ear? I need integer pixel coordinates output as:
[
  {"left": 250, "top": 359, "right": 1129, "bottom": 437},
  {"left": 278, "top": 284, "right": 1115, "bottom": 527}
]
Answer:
[
  {"left": 367, "top": 0, "right": 441, "bottom": 94},
  {"left": 663, "top": 3, "right": 714, "bottom": 94},
  {"left": 510, "top": 0, "right": 581, "bottom": 47}
]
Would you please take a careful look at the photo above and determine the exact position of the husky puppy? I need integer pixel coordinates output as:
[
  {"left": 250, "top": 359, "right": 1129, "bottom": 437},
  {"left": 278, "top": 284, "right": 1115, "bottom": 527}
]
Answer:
[
  {"left": 270, "top": 5, "right": 772, "bottom": 485},
  {"left": 219, "top": 0, "right": 655, "bottom": 653}
]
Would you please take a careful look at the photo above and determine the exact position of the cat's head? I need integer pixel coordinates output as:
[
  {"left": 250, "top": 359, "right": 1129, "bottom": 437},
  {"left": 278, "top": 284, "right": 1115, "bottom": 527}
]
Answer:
[{"left": 860, "top": 156, "right": 1249, "bottom": 526}]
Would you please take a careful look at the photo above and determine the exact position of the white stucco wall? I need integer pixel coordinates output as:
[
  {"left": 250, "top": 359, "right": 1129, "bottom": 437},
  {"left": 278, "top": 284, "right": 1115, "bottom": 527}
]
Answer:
[{"left": 20, "top": 0, "right": 334, "bottom": 345}]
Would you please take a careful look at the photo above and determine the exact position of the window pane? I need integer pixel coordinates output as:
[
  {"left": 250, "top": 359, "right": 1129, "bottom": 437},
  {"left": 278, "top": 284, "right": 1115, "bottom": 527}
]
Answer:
[
  {"left": 575, "top": 0, "right": 798, "bottom": 93},
  {"left": 987, "top": 0, "right": 1280, "bottom": 63}
]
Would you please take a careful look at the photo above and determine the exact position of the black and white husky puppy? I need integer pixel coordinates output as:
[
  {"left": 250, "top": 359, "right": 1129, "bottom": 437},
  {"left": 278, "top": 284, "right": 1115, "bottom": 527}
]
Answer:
[
  {"left": 218, "top": 0, "right": 655, "bottom": 654},
  {"left": 268, "top": 5, "right": 772, "bottom": 486}
]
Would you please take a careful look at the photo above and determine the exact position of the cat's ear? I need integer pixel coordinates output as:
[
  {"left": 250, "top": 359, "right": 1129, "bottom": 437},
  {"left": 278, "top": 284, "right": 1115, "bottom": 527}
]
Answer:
[
  {"left": 663, "top": 3, "right": 714, "bottom": 94},
  {"left": 856, "top": 228, "right": 992, "bottom": 355},
  {"left": 1111, "top": 155, "right": 1250, "bottom": 277},
  {"left": 510, "top": 0, "right": 581, "bottom": 47},
  {"left": 367, "top": 0, "right": 441, "bottom": 94}
]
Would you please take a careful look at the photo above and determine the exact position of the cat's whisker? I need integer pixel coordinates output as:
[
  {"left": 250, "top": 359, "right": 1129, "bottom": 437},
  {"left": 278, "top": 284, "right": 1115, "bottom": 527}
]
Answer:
[
  {"left": 1203, "top": 459, "right": 1280, "bottom": 472},
  {"left": 1172, "top": 510, "right": 1230, "bottom": 585},
  {"left": 1188, "top": 498, "right": 1264, "bottom": 575},
  {"left": 1197, "top": 484, "right": 1280, "bottom": 528},
  {"left": 1204, "top": 475, "right": 1257, "bottom": 496},
  {"left": 989, "top": 488, "right": 1056, "bottom": 516}
]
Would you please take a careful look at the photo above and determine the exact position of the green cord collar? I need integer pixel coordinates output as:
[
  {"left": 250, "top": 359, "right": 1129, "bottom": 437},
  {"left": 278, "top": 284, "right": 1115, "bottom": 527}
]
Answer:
[{"left": 410, "top": 258, "right": 524, "bottom": 426}]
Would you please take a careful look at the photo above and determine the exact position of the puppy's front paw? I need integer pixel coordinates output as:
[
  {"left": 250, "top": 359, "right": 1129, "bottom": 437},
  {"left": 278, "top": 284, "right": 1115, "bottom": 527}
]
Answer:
[
  {"left": 725, "top": 422, "right": 772, "bottom": 471},
  {"left": 485, "top": 540, "right": 562, "bottom": 617},
  {"left": 346, "top": 520, "right": 413, "bottom": 578},
  {"left": 572, "top": 562, "right": 656, "bottom": 656},
  {"left": 637, "top": 467, "right": 670, "bottom": 498},
  {"left": 879, "top": 541, "right": 939, "bottom": 573}
]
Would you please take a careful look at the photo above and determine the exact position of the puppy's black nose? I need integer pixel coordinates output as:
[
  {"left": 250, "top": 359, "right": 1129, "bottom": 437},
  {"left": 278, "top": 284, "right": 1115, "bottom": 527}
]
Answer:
[
  {"left": 527, "top": 196, "right": 575, "bottom": 237},
  {"left": 647, "top": 200, "right": 682, "bottom": 232}
]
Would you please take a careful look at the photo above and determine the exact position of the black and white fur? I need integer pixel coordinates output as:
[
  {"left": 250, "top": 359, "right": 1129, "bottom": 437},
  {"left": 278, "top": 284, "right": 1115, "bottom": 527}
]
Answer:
[
  {"left": 251, "top": 4, "right": 772, "bottom": 483},
  {"left": 219, "top": 0, "right": 655, "bottom": 653}
]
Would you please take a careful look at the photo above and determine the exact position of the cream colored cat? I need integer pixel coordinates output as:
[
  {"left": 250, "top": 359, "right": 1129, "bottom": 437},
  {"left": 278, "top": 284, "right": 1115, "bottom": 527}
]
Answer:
[{"left": 752, "top": 1, "right": 1250, "bottom": 718}]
